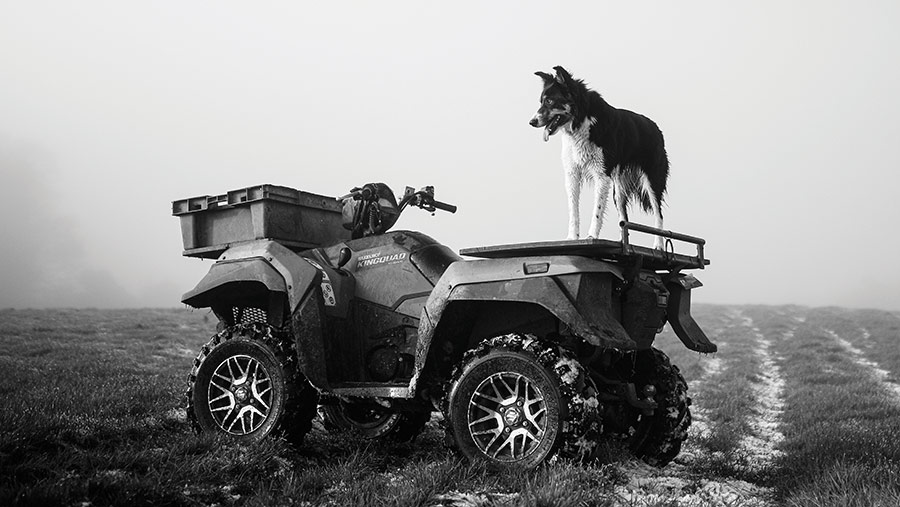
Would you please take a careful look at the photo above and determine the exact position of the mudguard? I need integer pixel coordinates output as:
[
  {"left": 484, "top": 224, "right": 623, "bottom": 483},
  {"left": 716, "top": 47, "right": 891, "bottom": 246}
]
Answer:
[
  {"left": 410, "top": 255, "right": 635, "bottom": 391},
  {"left": 665, "top": 274, "right": 717, "bottom": 353},
  {"left": 181, "top": 240, "right": 321, "bottom": 312},
  {"left": 291, "top": 283, "right": 330, "bottom": 390}
]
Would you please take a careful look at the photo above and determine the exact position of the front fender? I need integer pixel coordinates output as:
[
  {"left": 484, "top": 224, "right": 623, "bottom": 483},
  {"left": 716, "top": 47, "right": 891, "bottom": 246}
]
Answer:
[{"left": 182, "top": 240, "right": 320, "bottom": 311}]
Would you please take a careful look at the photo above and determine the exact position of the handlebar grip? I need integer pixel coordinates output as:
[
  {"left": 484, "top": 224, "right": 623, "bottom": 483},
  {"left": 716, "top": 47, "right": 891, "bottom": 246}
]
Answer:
[{"left": 432, "top": 200, "right": 457, "bottom": 213}]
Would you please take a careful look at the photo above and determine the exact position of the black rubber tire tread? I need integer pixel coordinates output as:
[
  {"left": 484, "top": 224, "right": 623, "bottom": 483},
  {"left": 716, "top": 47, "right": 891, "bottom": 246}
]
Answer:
[
  {"left": 392, "top": 410, "right": 431, "bottom": 442},
  {"left": 629, "top": 347, "right": 691, "bottom": 467},
  {"left": 318, "top": 402, "right": 430, "bottom": 442},
  {"left": 185, "top": 323, "right": 318, "bottom": 446},
  {"left": 442, "top": 333, "right": 601, "bottom": 468}
]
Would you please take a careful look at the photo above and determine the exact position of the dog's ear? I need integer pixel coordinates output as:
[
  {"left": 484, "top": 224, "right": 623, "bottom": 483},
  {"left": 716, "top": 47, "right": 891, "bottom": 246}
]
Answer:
[
  {"left": 535, "top": 71, "right": 555, "bottom": 86},
  {"left": 553, "top": 66, "right": 575, "bottom": 89}
]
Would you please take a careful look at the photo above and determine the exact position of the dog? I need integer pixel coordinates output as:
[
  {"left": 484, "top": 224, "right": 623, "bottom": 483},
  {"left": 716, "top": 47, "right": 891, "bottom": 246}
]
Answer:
[{"left": 529, "top": 66, "right": 670, "bottom": 249}]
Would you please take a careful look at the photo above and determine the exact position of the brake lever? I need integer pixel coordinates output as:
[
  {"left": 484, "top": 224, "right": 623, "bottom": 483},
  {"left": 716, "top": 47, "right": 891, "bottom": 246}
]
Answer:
[{"left": 337, "top": 186, "right": 363, "bottom": 201}]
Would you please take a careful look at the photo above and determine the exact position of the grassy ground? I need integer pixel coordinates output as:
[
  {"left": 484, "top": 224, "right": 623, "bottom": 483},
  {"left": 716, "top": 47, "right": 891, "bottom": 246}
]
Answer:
[
  {"left": 756, "top": 307, "right": 900, "bottom": 507},
  {"left": 1, "top": 306, "right": 899, "bottom": 506}
]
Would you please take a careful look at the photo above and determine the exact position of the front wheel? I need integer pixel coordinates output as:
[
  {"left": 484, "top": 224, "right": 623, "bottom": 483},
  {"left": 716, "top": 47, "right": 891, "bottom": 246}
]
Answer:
[
  {"left": 444, "top": 334, "right": 600, "bottom": 468},
  {"left": 186, "top": 324, "right": 318, "bottom": 445}
]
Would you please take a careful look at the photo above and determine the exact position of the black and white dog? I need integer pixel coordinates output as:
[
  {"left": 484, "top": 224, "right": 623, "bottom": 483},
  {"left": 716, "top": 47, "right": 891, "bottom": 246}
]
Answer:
[{"left": 530, "top": 66, "right": 670, "bottom": 249}]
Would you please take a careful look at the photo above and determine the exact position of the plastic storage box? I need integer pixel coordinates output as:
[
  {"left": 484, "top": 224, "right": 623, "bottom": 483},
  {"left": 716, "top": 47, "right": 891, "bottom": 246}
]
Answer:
[{"left": 173, "top": 185, "right": 349, "bottom": 258}]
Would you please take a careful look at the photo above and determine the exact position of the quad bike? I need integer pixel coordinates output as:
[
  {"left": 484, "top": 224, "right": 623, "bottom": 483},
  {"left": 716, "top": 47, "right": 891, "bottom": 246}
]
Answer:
[{"left": 173, "top": 182, "right": 715, "bottom": 468}]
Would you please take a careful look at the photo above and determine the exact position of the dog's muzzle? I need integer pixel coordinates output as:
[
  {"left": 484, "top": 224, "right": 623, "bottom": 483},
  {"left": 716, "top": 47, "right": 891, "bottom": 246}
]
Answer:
[{"left": 531, "top": 113, "right": 564, "bottom": 142}]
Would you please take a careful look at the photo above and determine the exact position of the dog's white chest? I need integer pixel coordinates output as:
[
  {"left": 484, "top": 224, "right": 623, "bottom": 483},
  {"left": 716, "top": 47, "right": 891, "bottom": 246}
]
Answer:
[{"left": 560, "top": 118, "right": 604, "bottom": 174}]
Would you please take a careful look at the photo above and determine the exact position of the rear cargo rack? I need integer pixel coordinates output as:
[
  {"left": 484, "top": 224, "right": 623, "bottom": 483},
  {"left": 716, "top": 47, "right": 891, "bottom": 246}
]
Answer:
[
  {"left": 619, "top": 221, "right": 706, "bottom": 269},
  {"left": 459, "top": 222, "right": 709, "bottom": 271},
  {"left": 172, "top": 184, "right": 349, "bottom": 259}
]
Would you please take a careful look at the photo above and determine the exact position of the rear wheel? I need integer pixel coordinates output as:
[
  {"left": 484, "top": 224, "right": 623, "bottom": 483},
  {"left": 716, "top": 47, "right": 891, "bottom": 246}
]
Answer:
[
  {"left": 444, "top": 334, "right": 600, "bottom": 468},
  {"left": 628, "top": 348, "right": 691, "bottom": 466},
  {"left": 186, "top": 323, "right": 318, "bottom": 445},
  {"left": 319, "top": 400, "right": 429, "bottom": 442}
]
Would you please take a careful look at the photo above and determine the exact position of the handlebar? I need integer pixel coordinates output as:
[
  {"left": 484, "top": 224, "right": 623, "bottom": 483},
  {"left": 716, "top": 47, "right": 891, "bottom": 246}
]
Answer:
[
  {"left": 430, "top": 199, "right": 457, "bottom": 214},
  {"left": 337, "top": 183, "right": 455, "bottom": 238},
  {"left": 339, "top": 183, "right": 456, "bottom": 214},
  {"left": 398, "top": 185, "right": 457, "bottom": 215}
]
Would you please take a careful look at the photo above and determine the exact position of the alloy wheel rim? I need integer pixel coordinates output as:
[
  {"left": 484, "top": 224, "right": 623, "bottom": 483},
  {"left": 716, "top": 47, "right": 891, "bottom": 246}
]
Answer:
[
  {"left": 208, "top": 354, "right": 273, "bottom": 435},
  {"left": 467, "top": 371, "right": 548, "bottom": 461}
]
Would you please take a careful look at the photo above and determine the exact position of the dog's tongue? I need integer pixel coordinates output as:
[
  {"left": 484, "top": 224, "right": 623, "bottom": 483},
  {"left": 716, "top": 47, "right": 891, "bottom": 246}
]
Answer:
[{"left": 543, "top": 116, "right": 561, "bottom": 142}]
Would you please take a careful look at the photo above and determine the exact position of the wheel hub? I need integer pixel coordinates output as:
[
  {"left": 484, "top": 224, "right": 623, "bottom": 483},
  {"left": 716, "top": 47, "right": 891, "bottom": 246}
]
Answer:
[
  {"left": 207, "top": 354, "right": 273, "bottom": 435},
  {"left": 503, "top": 407, "right": 522, "bottom": 426},
  {"left": 467, "top": 371, "right": 548, "bottom": 462}
]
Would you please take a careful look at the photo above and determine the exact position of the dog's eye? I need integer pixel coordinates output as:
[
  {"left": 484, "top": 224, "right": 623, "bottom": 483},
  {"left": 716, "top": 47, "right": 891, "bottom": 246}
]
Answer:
[{"left": 544, "top": 98, "right": 554, "bottom": 107}]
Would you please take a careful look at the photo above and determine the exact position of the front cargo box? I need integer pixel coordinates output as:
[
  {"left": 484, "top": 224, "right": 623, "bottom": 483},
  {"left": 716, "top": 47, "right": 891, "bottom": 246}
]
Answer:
[{"left": 173, "top": 184, "right": 349, "bottom": 258}]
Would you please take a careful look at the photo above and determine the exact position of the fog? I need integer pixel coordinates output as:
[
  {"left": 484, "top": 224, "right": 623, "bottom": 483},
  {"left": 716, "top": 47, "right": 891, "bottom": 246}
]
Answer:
[{"left": 1, "top": 2, "right": 899, "bottom": 310}]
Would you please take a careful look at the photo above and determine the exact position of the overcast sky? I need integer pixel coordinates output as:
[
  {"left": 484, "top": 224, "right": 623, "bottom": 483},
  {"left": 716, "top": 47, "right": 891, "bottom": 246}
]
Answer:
[{"left": 1, "top": 1, "right": 899, "bottom": 310}]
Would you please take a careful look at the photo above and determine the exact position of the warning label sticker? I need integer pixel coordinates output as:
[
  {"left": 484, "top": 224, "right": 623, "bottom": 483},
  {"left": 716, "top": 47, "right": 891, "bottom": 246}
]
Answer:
[{"left": 305, "top": 259, "right": 336, "bottom": 307}]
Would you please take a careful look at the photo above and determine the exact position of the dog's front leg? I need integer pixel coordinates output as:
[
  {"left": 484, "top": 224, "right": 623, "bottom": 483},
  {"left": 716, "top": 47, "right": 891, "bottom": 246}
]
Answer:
[
  {"left": 564, "top": 168, "right": 582, "bottom": 240},
  {"left": 587, "top": 174, "right": 611, "bottom": 238}
]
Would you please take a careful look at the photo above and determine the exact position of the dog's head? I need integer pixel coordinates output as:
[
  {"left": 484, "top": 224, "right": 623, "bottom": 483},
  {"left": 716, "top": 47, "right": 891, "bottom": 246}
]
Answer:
[{"left": 530, "top": 66, "right": 576, "bottom": 142}]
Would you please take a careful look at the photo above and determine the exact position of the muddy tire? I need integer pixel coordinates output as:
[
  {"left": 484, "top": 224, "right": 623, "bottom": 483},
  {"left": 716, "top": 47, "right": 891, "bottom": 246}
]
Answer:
[
  {"left": 629, "top": 348, "right": 691, "bottom": 467},
  {"left": 319, "top": 401, "right": 430, "bottom": 442},
  {"left": 444, "top": 334, "right": 600, "bottom": 468},
  {"left": 186, "top": 323, "right": 318, "bottom": 445}
]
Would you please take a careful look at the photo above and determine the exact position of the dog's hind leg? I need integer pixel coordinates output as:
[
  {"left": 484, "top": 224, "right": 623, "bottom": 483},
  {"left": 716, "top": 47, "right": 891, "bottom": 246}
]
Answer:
[
  {"left": 587, "top": 173, "right": 611, "bottom": 239},
  {"left": 650, "top": 198, "right": 665, "bottom": 249},
  {"left": 641, "top": 173, "right": 666, "bottom": 250},
  {"left": 612, "top": 168, "right": 630, "bottom": 229}
]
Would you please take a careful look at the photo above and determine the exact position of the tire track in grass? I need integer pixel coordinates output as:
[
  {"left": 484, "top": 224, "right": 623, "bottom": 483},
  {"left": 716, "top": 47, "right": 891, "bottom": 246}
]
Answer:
[
  {"left": 824, "top": 328, "right": 900, "bottom": 403},
  {"left": 695, "top": 308, "right": 788, "bottom": 476},
  {"left": 613, "top": 458, "right": 772, "bottom": 507},
  {"left": 773, "top": 311, "right": 900, "bottom": 505},
  {"left": 840, "top": 309, "right": 900, "bottom": 396},
  {"left": 685, "top": 355, "right": 722, "bottom": 441},
  {"left": 734, "top": 310, "right": 786, "bottom": 475},
  {"left": 696, "top": 308, "right": 752, "bottom": 438}
]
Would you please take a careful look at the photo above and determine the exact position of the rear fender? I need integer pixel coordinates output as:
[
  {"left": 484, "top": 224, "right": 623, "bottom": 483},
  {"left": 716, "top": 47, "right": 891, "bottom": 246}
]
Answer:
[{"left": 409, "top": 255, "right": 635, "bottom": 392}]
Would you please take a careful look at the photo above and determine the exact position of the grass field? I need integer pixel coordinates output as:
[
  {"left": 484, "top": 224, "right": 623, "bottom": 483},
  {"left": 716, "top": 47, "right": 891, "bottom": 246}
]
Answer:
[{"left": 1, "top": 305, "right": 899, "bottom": 506}]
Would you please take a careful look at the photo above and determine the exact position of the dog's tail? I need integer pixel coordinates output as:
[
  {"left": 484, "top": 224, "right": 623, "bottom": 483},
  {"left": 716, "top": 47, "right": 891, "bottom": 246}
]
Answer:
[{"left": 617, "top": 164, "right": 668, "bottom": 215}]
